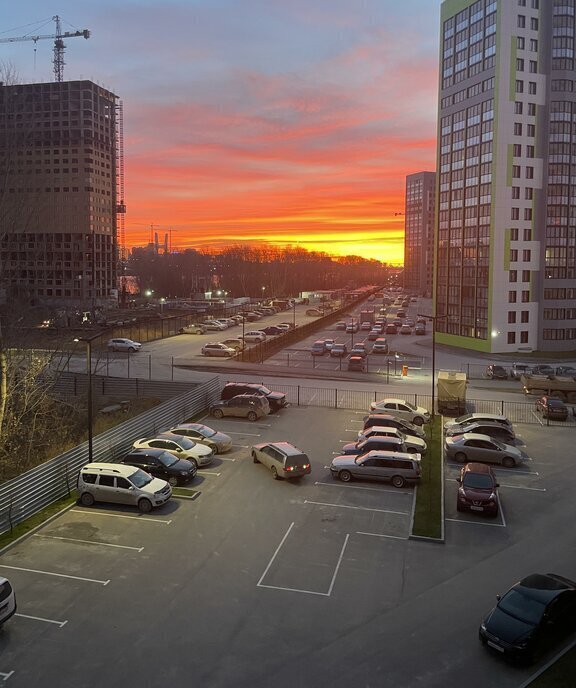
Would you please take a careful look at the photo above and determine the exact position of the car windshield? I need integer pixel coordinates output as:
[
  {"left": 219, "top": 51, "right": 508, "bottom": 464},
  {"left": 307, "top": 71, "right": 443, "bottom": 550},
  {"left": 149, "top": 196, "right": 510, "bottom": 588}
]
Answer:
[
  {"left": 196, "top": 425, "right": 215, "bottom": 437},
  {"left": 173, "top": 436, "right": 195, "bottom": 450},
  {"left": 404, "top": 401, "right": 417, "bottom": 411},
  {"left": 462, "top": 474, "right": 494, "bottom": 489},
  {"left": 455, "top": 414, "right": 473, "bottom": 424},
  {"left": 129, "top": 468, "right": 153, "bottom": 488},
  {"left": 158, "top": 452, "right": 178, "bottom": 467},
  {"left": 498, "top": 589, "right": 546, "bottom": 626},
  {"left": 548, "top": 399, "right": 565, "bottom": 408}
]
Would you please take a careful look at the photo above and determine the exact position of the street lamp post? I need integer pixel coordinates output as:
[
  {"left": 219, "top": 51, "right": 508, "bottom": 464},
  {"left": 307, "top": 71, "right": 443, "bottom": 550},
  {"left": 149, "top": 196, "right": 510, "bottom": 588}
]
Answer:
[
  {"left": 74, "top": 334, "right": 99, "bottom": 462},
  {"left": 417, "top": 312, "right": 446, "bottom": 418},
  {"left": 292, "top": 301, "right": 296, "bottom": 329}
]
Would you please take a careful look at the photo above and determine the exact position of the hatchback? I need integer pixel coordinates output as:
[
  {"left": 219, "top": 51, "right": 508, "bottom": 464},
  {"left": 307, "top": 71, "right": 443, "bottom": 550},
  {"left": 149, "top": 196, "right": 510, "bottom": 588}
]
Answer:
[
  {"left": 252, "top": 441, "right": 311, "bottom": 480},
  {"left": 487, "top": 364, "right": 508, "bottom": 380},
  {"left": 399, "top": 324, "right": 412, "bottom": 335},
  {"left": 535, "top": 396, "right": 569, "bottom": 421},
  {"left": 219, "top": 338, "right": 246, "bottom": 352},
  {"left": 369, "top": 398, "right": 431, "bottom": 426},
  {"left": 311, "top": 340, "right": 327, "bottom": 356},
  {"left": 444, "top": 421, "right": 515, "bottom": 443},
  {"left": 167, "top": 423, "right": 232, "bottom": 453},
  {"left": 456, "top": 462, "right": 499, "bottom": 517}
]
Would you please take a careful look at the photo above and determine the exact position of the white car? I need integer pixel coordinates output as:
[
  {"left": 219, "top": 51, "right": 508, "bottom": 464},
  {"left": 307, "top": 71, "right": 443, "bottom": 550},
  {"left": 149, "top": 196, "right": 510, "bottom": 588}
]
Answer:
[
  {"left": 202, "top": 321, "right": 227, "bottom": 331},
  {"left": 107, "top": 337, "right": 142, "bottom": 352},
  {"left": 369, "top": 398, "right": 431, "bottom": 426},
  {"left": 179, "top": 323, "right": 207, "bottom": 334},
  {"left": 133, "top": 433, "right": 214, "bottom": 467},
  {"left": 358, "top": 426, "right": 428, "bottom": 454},
  {"left": 0, "top": 577, "right": 16, "bottom": 627},
  {"left": 167, "top": 423, "right": 232, "bottom": 453},
  {"left": 242, "top": 330, "right": 266, "bottom": 343},
  {"left": 201, "top": 342, "right": 236, "bottom": 357}
]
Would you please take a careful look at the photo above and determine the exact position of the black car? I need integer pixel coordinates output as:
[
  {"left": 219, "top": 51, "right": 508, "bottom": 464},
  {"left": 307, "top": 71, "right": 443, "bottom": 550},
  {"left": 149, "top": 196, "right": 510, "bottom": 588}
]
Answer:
[
  {"left": 261, "top": 326, "right": 285, "bottom": 336},
  {"left": 531, "top": 365, "right": 555, "bottom": 376},
  {"left": 536, "top": 396, "right": 569, "bottom": 421},
  {"left": 220, "top": 382, "right": 288, "bottom": 413},
  {"left": 121, "top": 448, "right": 197, "bottom": 487},
  {"left": 556, "top": 366, "right": 576, "bottom": 377},
  {"left": 444, "top": 421, "right": 515, "bottom": 443},
  {"left": 487, "top": 365, "right": 508, "bottom": 380},
  {"left": 479, "top": 573, "right": 576, "bottom": 662}
]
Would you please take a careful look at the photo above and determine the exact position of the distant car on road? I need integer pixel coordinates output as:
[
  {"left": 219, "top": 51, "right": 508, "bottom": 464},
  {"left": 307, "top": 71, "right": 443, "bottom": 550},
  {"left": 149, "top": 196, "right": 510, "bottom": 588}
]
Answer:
[
  {"left": 335, "top": 321, "right": 347, "bottom": 330},
  {"left": 350, "top": 343, "right": 368, "bottom": 358},
  {"left": 385, "top": 324, "right": 398, "bottom": 335},
  {"left": 347, "top": 355, "right": 365, "bottom": 372},
  {"left": 346, "top": 321, "right": 359, "bottom": 333},
  {"left": 399, "top": 324, "right": 412, "bottom": 335},
  {"left": 486, "top": 364, "right": 508, "bottom": 380},
  {"left": 261, "top": 326, "right": 285, "bottom": 336},
  {"left": 330, "top": 342, "right": 348, "bottom": 357},
  {"left": 107, "top": 338, "right": 142, "bottom": 353}
]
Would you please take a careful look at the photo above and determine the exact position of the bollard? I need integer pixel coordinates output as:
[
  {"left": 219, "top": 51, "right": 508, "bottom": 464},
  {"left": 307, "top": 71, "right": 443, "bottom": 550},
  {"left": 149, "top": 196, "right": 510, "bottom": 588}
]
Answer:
[{"left": 402, "top": 364, "right": 408, "bottom": 377}]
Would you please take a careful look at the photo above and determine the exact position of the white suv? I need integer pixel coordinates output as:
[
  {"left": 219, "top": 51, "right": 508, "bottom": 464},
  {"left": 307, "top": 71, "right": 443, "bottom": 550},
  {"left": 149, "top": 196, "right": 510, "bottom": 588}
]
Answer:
[
  {"left": 107, "top": 338, "right": 142, "bottom": 352},
  {"left": 0, "top": 577, "right": 16, "bottom": 627},
  {"left": 77, "top": 462, "right": 172, "bottom": 513}
]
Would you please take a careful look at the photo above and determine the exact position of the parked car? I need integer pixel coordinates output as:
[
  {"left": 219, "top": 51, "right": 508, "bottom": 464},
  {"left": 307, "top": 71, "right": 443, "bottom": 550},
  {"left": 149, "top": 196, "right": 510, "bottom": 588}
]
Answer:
[
  {"left": 77, "top": 462, "right": 172, "bottom": 512},
  {"left": 341, "top": 436, "right": 408, "bottom": 456},
  {"left": 362, "top": 414, "right": 426, "bottom": 439},
  {"left": 330, "top": 342, "right": 348, "bottom": 357},
  {"left": 335, "top": 321, "right": 347, "bottom": 331},
  {"left": 219, "top": 338, "right": 246, "bottom": 352},
  {"left": 350, "top": 343, "right": 368, "bottom": 358},
  {"left": 445, "top": 413, "right": 513, "bottom": 432},
  {"left": 486, "top": 364, "right": 508, "bottom": 380},
  {"left": 358, "top": 426, "right": 427, "bottom": 454},
  {"left": 220, "top": 382, "right": 287, "bottom": 412},
  {"left": 535, "top": 396, "right": 569, "bottom": 421},
  {"left": 121, "top": 447, "right": 197, "bottom": 486},
  {"left": 243, "top": 311, "right": 262, "bottom": 321},
  {"left": 444, "top": 421, "right": 515, "bottom": 443},
  {"left": 202, "top": 320, "right": 227, "bottom": 331},
  {"left": 330, "top": 450, "right": 421, "bottom": 488},
  {"left": 371, "top": 338, "right": 389, "bottom": 354},
  {"left": 385, "top": 324, "right": 398, "bottom": 335},
  {"left": 252, "top": 441, "right": 311, "bottom": 480},
  {"left": 346, "top": 321, "right": 359, "bottom": 333},
  {"left": 201, "top": 342, "right": 236, "bottom": 357},
  {"left": 347, "top": 355, "right": 365, "bottom": 372},
  {"left": 444, "top": 433, "right": 527, "bottom": 468},
  {"left": 107, "top": 338, "right": 142, "bottom": 353},
  {"left": 261, "top": 326, "right": 285, "bottom": 336},
  {"left": 510, "top": 363, "right": 532, "bottom": 380},
  {"left": 179, "top": 323, "right": 207, "bottom": 335},
  {"left": 531, "top": 364, "right": 555, "bottom": 376},
  {"left": 306, "top": 308, "right": 324, "bottom": 316},
  {"left": 456, "top": 462, "right": 499, "bottom": 517},
  {"left": 324, "top": 338, "right": 335, "bottom": 351},
  {"left": 311, "top": 340, "right": 328, "bottom": 356},
  {"left": 210, "top": 394, "right": 270, "bottom": 421},
  {"left": 0, "top": 577, "right": 16, "bottom": 627},
  {"left": 369, "top": 398, "right": 431, "bottom": 426},
  {"left": 479, "top": 573, "right": 576, "bottom": 662},
  {"left": 242, "top": 330, "right": 267, "bottom": 343},
  {"left": 167, "top": 423, "right": 232, "bottom": 453},
  {"left": 399, "top": 324, "right": 412, "bottom": 335},
  {"left": 555, "top": 365, "right": 576, "bottom": 376},
  {"left": 133, "top": 433, "right": 214, "bottom": 468}
]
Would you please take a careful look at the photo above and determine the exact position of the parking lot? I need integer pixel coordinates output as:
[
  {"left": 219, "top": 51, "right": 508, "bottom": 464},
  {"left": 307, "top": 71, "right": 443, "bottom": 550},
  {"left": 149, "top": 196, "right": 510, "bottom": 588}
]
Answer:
[{"left": 0, "top": 405, "right": 575, "bottom": 687}]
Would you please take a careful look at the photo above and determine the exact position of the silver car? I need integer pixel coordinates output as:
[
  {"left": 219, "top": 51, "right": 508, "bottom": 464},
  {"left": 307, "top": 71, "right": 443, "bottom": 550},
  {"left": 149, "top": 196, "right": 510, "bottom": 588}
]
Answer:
[
  {"left": 107, "top": 337, "right": 142, "bottom": 352},
  {"left": 201, "top": 342, "right": 236, "bottom": 357},
  {"left": 133, "top": 433, "right": 214, "bottom": 467},
  {"left": 444, "top": 413, "right": 513, "bottom": 433},
  {"left": 444, "top": 433, "right": 527, "bottom": 468},
  {"left": 330, "top": 450, "right": 422, "bottom": 488},
  {"left": 167, "top": 423, "right": 232, "bottom": 453},
  {"left": 368, "top": 398, "right": 431, "bottom": 426},
  {"left": 358, "top": 426, "right": 427, "bottom": 454}
]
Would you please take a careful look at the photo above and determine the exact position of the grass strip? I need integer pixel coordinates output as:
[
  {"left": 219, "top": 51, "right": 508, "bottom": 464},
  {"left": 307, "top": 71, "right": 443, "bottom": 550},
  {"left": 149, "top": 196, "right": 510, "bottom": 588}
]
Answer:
[
  {"left": 0, "top": 495, "right": 77, "bottom": 551},
  {"left": 526, "top": 644, "right": 576, "bottom": 687},
  {"left": 411, "top": 416, "right": 443, "bottom": 539}
]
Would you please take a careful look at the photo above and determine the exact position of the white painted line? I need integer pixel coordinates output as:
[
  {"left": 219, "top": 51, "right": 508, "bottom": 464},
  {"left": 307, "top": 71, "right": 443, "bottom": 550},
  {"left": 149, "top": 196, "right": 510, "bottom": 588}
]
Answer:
[
  {"left": 226, "top": 431, "right": 261, "bottom": 436},
  {"left": 500, "top": 501, "right": 507, "bottom": 528},
  {"left": 257, "top": 522, "right": 294, "bottom": 587},
  {"left": 33, "top": 534, "right": 144, "bottom": 552},
  {"left": 0, "top": 671, "right": 14, "bottom": 681},
  {"left": 199, "top": 471, "right": 221, "bottom": 476},
  {"left": 445, "top": 518, "right": 506, "bottom": 528},
  {"left": 0, "top": 564, "right": 110, "bottom": 585},
  {"left": 349, "top": 420, "right": 363, "bottom": 424},
  {"left": 314, "top": 481, "right": 412, "bottom": 495},
  {"left": 15, "top": 613, "right": 68, "bottom": 628},
  {"left": 356, "top": 531, "right": 408, "bottom": 540},
  {"left": 498, "top": 483, "right": 546, "bottom": 492},
  {"left": 519, "top": 636, "right": 576, "bottom": 688},
  {"left": 326, "top": 534, "right": 349, "bottom": 596},
  {"left": 304, "top": 500, "right": 408, "bottom": 516},
  {"left": 70, "top": 510, "right": 172, "bottom": 524},
  {"left": 257, "top": 583, "right": 329, "bottom": 596},
  {"left": 344, "top": 429, "right": 359, "bottom": 433}
]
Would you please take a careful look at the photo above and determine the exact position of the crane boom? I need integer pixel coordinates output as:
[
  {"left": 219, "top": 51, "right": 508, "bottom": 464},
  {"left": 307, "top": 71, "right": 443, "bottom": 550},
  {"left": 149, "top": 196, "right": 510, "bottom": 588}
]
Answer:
[{"left": 0, "top": 15, "right": 90, "bottom": 82}]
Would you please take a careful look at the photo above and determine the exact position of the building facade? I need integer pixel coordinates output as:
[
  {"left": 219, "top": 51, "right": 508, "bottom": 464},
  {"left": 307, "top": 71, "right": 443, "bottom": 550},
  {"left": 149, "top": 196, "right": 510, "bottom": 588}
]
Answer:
[
  {"left": 404, "top": 171, "right": 436, "bottom": 297},
  {"left": 436, "top": 0, "right": 576, "bottom": 353},
  {"left": 0, "top": 80, "right": 119, "bottom": 308}
]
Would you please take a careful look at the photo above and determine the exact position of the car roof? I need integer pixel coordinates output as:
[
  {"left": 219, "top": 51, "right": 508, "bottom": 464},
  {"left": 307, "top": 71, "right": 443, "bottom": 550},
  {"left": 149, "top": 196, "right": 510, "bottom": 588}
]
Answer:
[
  {"left": 81, "top": 462, "right": 137, "bottom": 475},
  {"left": 362, "top": 449, "right": 420, "bottom": 461},
  {"left": 263, "top": 442, "right": 304, "bottom": 455},
  {"left": 451, "top": 432, "right": 499, "bottom": 442},
  {"left": 514, "top": 574, "right": 576, "bottom": 604}
]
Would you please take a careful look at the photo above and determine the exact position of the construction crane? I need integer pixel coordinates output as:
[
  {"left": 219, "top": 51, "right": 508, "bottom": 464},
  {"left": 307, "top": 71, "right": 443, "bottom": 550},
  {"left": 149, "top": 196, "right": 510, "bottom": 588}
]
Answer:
[{"left": 0, "top": 15, "right": 90, "bottom": 82}]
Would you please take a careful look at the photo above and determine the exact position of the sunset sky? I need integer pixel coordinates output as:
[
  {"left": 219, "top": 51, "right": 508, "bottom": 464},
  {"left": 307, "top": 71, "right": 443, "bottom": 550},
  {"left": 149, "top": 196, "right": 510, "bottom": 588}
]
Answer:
[{"left": 3, "top": 1, "right": 441, "bottom": 264}]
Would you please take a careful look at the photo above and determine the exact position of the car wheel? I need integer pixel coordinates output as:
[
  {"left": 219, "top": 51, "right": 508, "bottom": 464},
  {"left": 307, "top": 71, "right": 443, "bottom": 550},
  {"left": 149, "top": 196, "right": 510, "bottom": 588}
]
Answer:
[
  {"left": 454, "top": 451, "right": 467, "bottom": 463},
  {"left": 413, "top": 417, "right": 424, "bottom": 426},
  {"left": 212, "top": 408, "right": 224, "bottom": 419},
  {"left": 271, "top": 466, "right": 279, "bottom": 480},
  {"left": 502, "top": 456, "right": 515, "bottom": 468},
  {"left": 138, "top": 498, "right": 153, "bottom": 513},
  {"left": 168, "top": 476, "right": 179, "bottom": 487},
  {"left": 407, "top": 447, "right": 417, "bottom": 454},
  {"left": 338, "top": 470, "right": 352, "bottom": 483},
  {"left": 391, "top": 475, "right": 405, "bottom": 488},
  {"left": 129, "top": 347, "right": 137, "bottom": 353},
  {"left": 80, "top": 492, "right": 95, "bottom": 507},
  {"left": 190, "top": 458, "right": 198, "bottom": 470},
  {"left": 247, "top": 411, "right": 258, "bottom": 422},
  {"left": 252, "top": 451, "right": 259, "bottom": 463}
]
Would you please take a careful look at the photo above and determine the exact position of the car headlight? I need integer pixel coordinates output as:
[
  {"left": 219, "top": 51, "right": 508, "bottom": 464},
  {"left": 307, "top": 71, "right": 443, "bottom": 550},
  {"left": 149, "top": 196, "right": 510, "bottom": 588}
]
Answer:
[
  {"left": 480, "top": 623, "right": 487, "bottom": 632},
  {"left": 180, "top": 471, "right": 188, "bottom": 476}
]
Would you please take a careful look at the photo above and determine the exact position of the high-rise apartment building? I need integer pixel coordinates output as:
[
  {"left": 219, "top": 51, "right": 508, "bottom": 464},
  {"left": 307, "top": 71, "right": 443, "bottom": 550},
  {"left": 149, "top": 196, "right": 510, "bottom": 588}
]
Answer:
[
  {"left": 404, "top": 171, "right": 436, "bottom": 297},
  {"left": 436, "top": 0, "right": 576, "bottom": 353},
  {"left": 0, "top": 80, "right": 119, "bottom": 308}
]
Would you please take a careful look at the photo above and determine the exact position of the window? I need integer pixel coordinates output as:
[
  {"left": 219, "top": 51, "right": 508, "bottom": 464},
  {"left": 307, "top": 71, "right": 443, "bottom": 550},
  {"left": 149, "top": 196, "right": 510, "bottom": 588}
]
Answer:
[
  {"left": 530, "top": 17, "right": 538, "bottom": 31},
  {"left": 521, "top": 290, "right": 530, "bottom": 302},
  {"left": 527, "top": 124, "right": 535, "bottom": 136},
  {"left": 518, "top": 0, "right": 526, "bottom": 5},
  {"left": 514, "top": 123, "right": 523, "bottom": 135},
  {"left": 523, "top": 249, "right": 531, "bottom": 261},
  {"left": 513, "top": 144, "right": 522, "bottom": 156},
  {"left": 510, "top": 270, "right": 518, "bottom": 282},
  {"left": 522, "top": 270, "right": 531, "bottom": 282},
  {"left": 517, "top": 58, "right": 525, "bottom": 71},
  {"left": 528, "top": 102, "right": 536, "bottom": 116},
  {"left": 518, "top": 15, "right": 526, "bottom": 28},
  {"left": 512, "top": 165, "right": 521, "bottom": 178},
  {"left": 116, "top": 478, "right": 131, "bottom": 490},
  {"left": 508, "top": 332, "right": 516, "bottom": 344},
  {"left": 531, "top": 0, "right": 538, "bottom": 7},
  {"left": 529, "top": 81, "right": 537, "bottom": 95},
  {"left": 515, "top": 101, "right": 523, "bottom": 114},
  {"left": 524, "top": 228, "right": 532, "bottom": 240},
  {"left": 512, "top": 186, "right": 520, "bottom": 199},
  {"left": 530, "top": 39, "right": 538, "bottom": 52},
  {"left": 99, "top": 475, "right": 115, "bottom": 487},
  {"left": 516, "top": 80, "right": 524, "bottom": 93},
  {"left": 526, "top": 166, "right": 534, "bottom": 178},
  {"left": 512, "top": 208, "right": 520, "bottom": 220},
  {"left": 517, "top": 36, "right": 525, "bottom": 50},
  {"left": 510, "top": 228, "right": 519, "bottom": 240},
  {"left": 520, "top": 331, "right": 529, "bottom": 343},
  {"left": 521, "top": 311, "right": 529, "bottom": 323},
  {"left": 510, "top": 249, "right": 519, "bottom": 261},
  {"left": 508, "top": 311, "right": 517, "bottom": 324},
  {"left": 529, "top": 60, "right": 537, "bottom": 73},
  {"left": 526, "top": 145, "right": 535, "bottom": 158},
  {"left": 524, "top": 208, "right": 532, "bottom": 220},
  {"left": 81, "top": 472, "right": 97, "bottom": 484}
]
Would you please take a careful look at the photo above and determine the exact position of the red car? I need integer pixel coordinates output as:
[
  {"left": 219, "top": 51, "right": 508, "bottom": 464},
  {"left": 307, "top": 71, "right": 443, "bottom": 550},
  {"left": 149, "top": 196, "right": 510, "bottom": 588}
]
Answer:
[{"left": 456, "top": 462, "right": 499, "bottom": 517}]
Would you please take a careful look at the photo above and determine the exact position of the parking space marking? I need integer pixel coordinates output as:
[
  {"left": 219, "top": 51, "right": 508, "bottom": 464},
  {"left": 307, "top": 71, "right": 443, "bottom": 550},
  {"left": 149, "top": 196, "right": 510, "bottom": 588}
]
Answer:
[
  {"left": 33, "top": 534, "right": 144, "bottom": 552},
  {"left": 445, "top": 463, "right": 539, "bottom": 476},
  {"left": 445, "top": 478, "right": 546, "bottom": 492},
  {"left": 15, "top": 613, "right": 68, "bottom": 628},
  {"left": 356, "top": 531, "right": 408, "bottom": 540},
  {"left": 0, "top": 564, "right": 110, "bottom": 585},
  {"left": 445, "top": 518, "right": 506, "bottom": 528},
  {"left": 226, "top": 431, "right": 261, "bottom": 436},
  {"left": 0, "top": 671, "right": 14, "bottom": 681},
  {"left": 304, "top": 500, "right": 408, "bottom": 516},
  {"left": 199, "top": 471, "right": 221, "bottom": 476},
  {"left": 70, "top": 510, "right": 172, "bottom": 524},
  {"left": 257, "top": 523, "right": 349, "bottom": 597},
  {"left": 314, "top": 481, "right": 412, "bottom": 496}
]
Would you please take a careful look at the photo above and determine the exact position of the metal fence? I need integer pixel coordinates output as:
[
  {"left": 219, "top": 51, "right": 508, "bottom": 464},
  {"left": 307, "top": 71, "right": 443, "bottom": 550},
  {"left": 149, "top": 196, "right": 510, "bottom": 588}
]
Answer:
[{"left": 0, "top": 375, "right": 221, "bottom": 536}]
